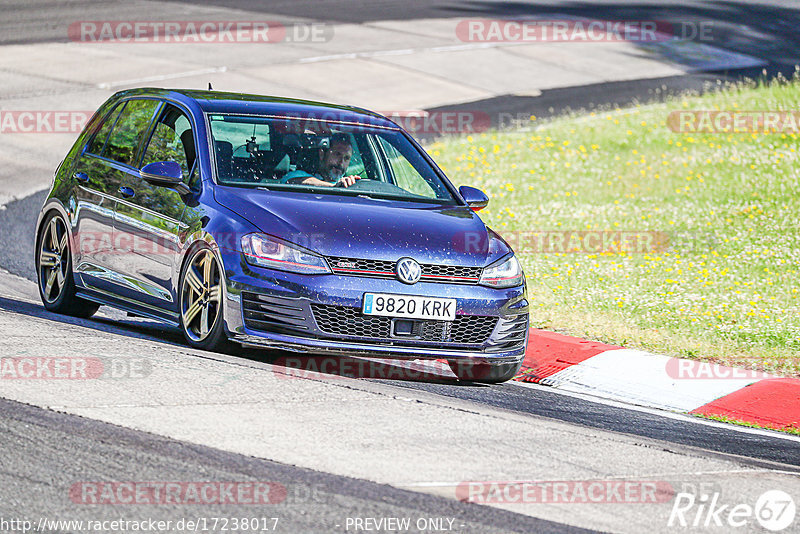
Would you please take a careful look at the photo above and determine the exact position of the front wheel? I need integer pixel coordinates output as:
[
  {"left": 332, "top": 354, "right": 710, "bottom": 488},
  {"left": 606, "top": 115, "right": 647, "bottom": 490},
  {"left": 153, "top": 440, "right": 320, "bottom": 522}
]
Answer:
[
  {"left": 36, "top": 211, "right": 99, "bottom": 318},
  {"left": 179, "top": 245, "right": 235, "bottom": 353},
  {"left": 448, "top": 358, "right": 523, "bottom": 384}
]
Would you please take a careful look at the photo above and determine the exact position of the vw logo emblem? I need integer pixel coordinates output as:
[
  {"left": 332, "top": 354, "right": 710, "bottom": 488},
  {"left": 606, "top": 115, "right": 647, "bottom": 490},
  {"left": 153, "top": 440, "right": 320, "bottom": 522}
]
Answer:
[{"left": 396, "top": 257, "right": 422, "bottom": 284}]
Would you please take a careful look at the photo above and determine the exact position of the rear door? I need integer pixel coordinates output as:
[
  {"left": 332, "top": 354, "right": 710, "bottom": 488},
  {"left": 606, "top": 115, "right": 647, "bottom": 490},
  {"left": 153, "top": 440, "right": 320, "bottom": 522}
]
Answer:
[
  {"left": 71, "top": 99, "right": 160, "bottom": 293},
  {"left": 70, "top": 102, "right": 123, "bottom": 287}
]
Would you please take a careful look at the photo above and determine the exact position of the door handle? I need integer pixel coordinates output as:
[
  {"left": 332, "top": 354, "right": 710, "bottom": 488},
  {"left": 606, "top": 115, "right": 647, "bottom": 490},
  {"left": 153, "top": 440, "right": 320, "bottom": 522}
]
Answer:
[
  {"left": 118, "top": 186, "right": 135, "bottom": 198},
  {"left": 73, "top": 172, "right": 89, "bottom": 183}
]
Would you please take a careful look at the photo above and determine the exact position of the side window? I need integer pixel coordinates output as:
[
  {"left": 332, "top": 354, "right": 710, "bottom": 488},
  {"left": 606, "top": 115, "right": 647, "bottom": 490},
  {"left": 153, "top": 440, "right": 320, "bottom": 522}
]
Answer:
[
  {"left": 377, "top": 137, "right": 437, "bottom": 198},
  {"left": 350, "top": 135, "right": 384, "bottom": 181},
  {"left": 142, "top": 104, "right": 195, "bottom": 179},
  {"left": 87, "top": 103, "right": 124, "bottom": 155},
  {"left": 210, "top": 120, "right": 270, "bottom": 153},
  {"left": 345, "top": 135, "right": 366, "bottom": 178},
  {"left": 104, "top": 99, "right": 160, "bottom": 166}
]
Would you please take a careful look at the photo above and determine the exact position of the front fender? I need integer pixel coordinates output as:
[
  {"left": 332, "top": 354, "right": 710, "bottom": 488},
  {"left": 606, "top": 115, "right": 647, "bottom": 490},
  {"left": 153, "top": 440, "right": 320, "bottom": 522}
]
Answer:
[{"left": 176, "top": 193, "right": 260, "bottom": 335}]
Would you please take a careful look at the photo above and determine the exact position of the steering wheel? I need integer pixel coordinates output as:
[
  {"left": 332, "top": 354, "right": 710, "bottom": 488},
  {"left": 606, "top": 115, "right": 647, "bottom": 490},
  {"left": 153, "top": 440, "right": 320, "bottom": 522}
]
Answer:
[{"left": 341, "top": 178, "right": 410, "bottom": 195}]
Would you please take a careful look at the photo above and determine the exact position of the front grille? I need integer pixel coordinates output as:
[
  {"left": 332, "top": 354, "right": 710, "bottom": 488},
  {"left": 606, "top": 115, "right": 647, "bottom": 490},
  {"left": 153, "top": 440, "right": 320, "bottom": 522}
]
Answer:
[
  {"left": 310, "top": 303, "right": 392, "bottom": 338},
  {"left": 242, "top": 292, "right": 309, "bottom": 333},
  {"left": 421, "top": 264, "right": 482, "bottom": 282},
  {"left": 450, "top": 314, "right": 501, "bottom": 343},
  {"left": 327, "top": 257, "right": 396, "bottom": 276},
  {"left": 327, "top": 256, "right": 482, "bottom": 284},
  {"left": 310, "top": 303, "right": 498, "bottom": 345}
]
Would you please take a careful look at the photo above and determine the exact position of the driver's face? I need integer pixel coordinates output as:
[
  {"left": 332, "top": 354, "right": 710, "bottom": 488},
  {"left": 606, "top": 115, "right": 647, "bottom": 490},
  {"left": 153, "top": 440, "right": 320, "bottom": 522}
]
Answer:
[{"left": 319, "top": 142, "right": 353, "bottom": 180}]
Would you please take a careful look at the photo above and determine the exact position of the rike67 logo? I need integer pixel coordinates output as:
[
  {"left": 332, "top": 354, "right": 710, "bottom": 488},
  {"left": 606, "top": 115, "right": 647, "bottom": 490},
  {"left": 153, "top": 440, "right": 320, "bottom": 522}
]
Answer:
[{"left": 668, "top": 490, "right": 796, "bottom": 531}]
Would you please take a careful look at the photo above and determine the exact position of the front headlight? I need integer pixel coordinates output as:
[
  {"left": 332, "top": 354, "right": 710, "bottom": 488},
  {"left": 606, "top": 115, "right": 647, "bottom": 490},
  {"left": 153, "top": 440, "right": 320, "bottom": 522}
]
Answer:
[
  {"left": 479, "top": 254, "right": 524, "bottom": 288},
  {"left": 241, "top": 233, "right": 330, "bottom": 274}
]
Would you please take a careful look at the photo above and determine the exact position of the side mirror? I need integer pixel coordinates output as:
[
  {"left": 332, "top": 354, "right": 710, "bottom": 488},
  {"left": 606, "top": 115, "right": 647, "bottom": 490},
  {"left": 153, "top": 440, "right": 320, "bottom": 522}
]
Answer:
[
  {"left": 459, "top": 185, "right": 489, "bottom": 212},
  {"left": 140, "top": 161, "right": 191, "bottom": 195}
]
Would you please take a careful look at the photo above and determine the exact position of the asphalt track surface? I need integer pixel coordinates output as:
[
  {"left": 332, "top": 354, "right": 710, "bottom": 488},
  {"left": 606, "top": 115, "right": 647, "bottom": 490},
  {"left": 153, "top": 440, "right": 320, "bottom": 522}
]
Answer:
[
  {"left": 2, "top": 0, "right": 799, "bottom": 133},
  {"left": 5, "top": 1, "right": 800, "bottom": 86},
  {"left": 0, "top": 284, "right": 797, "bottom": 532},
  {"left": 3, "top": 1, "right": 800, "bottom": 131},
  {"left": 1, "top": 187, "right": 798, "bottom": 468},
  {"left": 2, "top": 1, "right": 800, "bottom": 532},
  {"left": 2, "top": 396, "right": 582, "bottom": 534},
  {"left": 3, "top": 191, "right": 799, "bottom": 532}
]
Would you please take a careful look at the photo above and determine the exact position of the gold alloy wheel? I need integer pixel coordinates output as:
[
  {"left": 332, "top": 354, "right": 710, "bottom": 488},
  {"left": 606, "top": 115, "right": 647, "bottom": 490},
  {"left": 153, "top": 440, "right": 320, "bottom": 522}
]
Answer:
[
  {"left": 38, "top": 216, "right": 69, "bottom": 303},
  {"left": 181, "top": 248, "right": 222, "bottom": 342}
]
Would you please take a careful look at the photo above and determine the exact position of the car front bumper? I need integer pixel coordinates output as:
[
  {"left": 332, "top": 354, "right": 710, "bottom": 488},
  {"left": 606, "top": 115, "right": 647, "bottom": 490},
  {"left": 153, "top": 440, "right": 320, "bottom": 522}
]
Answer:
[{"left": 219, "top": 249, "right": 529, "bottom": 363}]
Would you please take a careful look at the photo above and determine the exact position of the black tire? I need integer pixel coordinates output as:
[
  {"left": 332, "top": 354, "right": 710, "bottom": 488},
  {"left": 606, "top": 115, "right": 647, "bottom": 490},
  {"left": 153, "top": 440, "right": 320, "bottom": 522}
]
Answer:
[
  {"left": 36, "top": 211, "right": 99, "bottom": 318},
  {"left": 448, "top": 358, "right": 524, "bottom": 384},
  {"left": 178, "top": 245, "right": 236, "bottom": 353}
]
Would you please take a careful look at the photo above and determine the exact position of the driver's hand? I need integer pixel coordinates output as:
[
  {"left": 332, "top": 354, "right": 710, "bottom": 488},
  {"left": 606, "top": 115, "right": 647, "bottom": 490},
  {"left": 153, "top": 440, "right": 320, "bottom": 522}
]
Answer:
[{"left": 336, "top": 175, "right": 361, "bottom": 188}]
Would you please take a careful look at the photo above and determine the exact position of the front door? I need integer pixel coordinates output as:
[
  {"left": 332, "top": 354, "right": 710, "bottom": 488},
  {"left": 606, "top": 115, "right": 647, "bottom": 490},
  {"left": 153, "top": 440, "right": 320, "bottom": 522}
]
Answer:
[{"left": 113, "top": 103, "right": 197, "bottom": 312}]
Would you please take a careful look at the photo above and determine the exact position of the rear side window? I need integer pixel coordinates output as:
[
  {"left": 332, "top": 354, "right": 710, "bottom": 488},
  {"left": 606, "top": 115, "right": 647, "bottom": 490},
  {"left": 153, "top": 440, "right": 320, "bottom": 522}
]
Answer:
[
  {"left": 103, "top": 99, "right": 160, "bottom": 166},
  {"left": 211, "top": 120, "right": 271, "bottom": 155},
  {"left": 87, "top": 103, "right": 124, "bottom": 155}
]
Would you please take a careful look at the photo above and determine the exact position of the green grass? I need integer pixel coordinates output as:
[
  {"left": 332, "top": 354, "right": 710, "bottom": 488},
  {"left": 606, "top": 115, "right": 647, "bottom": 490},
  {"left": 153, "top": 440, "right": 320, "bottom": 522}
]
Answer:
[
  {"left": 694, "top": 413, "right": 800, "bottom": 436},
  {"left": 427, "top": 75, "right": 800, "bottom": 377}
]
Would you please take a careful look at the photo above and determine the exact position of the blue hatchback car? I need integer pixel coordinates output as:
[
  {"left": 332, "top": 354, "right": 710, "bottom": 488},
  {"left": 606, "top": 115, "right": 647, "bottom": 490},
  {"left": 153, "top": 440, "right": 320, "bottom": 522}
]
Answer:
[{"left": 35, "top": 89, "right": 529, "bottom": 383}]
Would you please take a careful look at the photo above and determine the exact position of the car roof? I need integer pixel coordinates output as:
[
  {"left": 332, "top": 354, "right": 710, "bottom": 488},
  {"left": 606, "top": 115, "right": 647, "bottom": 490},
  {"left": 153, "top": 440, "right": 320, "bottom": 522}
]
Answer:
[{"left": 111, "top": 87, "right": 400, "bottom": 129}]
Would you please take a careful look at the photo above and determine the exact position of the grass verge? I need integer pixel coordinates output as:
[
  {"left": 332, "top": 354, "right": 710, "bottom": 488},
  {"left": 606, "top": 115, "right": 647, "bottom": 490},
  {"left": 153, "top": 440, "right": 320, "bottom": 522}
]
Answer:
[
  {"left": 429, "top": 75, "right": 800, "bottom": 376},
  {"left": 693, "top": 413, "right": 800, "bottom": 436}
]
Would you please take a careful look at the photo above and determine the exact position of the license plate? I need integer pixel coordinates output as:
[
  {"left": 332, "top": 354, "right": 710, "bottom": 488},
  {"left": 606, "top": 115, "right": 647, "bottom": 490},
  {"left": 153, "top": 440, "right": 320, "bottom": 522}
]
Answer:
[{"left": 362, "top": 293, "right": 456, "bottom": 321}]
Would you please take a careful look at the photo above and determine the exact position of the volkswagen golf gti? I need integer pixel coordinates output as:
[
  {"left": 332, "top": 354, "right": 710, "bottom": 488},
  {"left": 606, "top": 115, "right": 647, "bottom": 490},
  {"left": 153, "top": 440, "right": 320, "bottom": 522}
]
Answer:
[{"left": 35, "top": 88, "right": 529, "bottom": 383}]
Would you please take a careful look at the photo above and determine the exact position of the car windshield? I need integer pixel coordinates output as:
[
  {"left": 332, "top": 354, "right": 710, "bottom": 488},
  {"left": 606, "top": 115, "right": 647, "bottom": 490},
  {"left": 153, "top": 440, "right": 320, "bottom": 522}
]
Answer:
[{"left": 207, "top": 114, "right": 457, "bottom": 204}]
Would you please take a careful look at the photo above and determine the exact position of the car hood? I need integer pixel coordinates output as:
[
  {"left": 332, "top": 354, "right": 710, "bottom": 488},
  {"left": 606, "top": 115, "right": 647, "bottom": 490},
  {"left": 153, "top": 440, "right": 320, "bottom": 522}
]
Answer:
[{"left": 214, "top": 186, "right": 508, "bottom": 267}]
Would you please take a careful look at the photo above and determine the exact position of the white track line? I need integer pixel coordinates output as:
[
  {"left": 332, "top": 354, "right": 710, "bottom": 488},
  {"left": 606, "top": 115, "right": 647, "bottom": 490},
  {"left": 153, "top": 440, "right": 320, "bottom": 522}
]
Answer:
[
  {"left": 541, "top": 349, "right": 762, "bottom": 412},
  {"left": 298, "top": 41, "right": 530, "bottom": 63}
]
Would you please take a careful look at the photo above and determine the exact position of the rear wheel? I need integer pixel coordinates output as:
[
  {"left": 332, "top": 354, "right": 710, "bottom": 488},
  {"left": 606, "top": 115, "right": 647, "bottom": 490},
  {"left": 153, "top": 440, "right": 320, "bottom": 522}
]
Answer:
[
  {"left": 179, "top": 246, "right": 234, "bottom": 352},
  {"left": 448, "top": 358, "right": 523, "bottom": 384},
  {"left": 36, "top": 211, "right": 99, "bottom": 318}
]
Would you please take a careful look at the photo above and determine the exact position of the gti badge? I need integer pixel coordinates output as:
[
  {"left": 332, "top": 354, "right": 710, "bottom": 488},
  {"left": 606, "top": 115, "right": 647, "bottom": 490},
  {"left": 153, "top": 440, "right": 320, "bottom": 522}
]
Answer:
[{"left": 396, "top": 257, "right": 422, "bottom": 284}]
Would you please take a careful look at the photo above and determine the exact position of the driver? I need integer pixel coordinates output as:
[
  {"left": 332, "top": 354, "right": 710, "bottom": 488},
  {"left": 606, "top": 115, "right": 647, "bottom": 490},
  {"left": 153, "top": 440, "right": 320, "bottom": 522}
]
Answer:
[{"left": 283, "top": 133, "right": 360, "bottom": 188}]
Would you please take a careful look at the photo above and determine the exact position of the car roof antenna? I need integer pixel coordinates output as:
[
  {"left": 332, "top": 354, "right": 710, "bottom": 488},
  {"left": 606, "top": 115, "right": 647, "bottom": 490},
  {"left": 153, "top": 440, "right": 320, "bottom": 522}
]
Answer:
[{"left": 208, "top": 82, "right": 213, "bottom": 90}]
